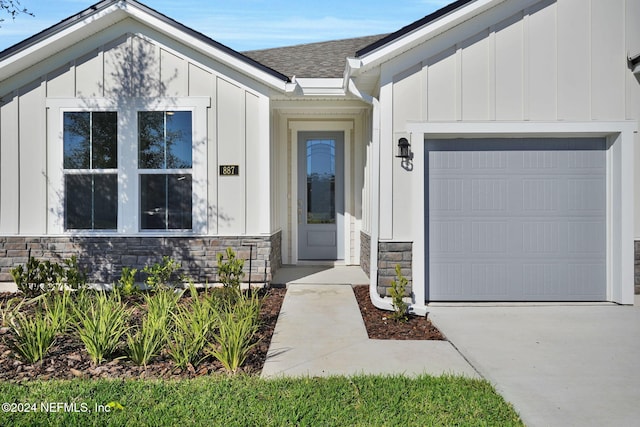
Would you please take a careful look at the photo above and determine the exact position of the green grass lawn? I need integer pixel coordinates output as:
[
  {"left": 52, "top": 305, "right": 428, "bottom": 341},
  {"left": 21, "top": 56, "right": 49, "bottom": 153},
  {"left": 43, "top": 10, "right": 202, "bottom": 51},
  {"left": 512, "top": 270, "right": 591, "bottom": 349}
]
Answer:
[{"left": 0, "top": 375, "right": 523, "bottom": 426}]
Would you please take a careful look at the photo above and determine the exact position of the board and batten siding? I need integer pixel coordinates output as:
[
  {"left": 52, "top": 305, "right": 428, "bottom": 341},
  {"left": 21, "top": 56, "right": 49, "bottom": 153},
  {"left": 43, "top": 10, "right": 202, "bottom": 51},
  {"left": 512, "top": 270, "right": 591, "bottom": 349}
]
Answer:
[
  {"left": 0, "top": 29, "right": 272, "bottom": 236},
  {"left": 384, "top": 0, "right": 640, "bottom": 240}
]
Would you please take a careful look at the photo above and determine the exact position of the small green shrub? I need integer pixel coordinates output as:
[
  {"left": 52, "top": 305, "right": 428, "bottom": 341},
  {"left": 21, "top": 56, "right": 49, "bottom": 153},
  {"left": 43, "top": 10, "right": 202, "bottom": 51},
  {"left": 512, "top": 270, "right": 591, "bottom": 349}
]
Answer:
[
  {"left": 8, "top": 308, "right": 57, "bottom": 363},
  {"left": 208, "top": 291, "right": 261, "bottom": 374},
  {"left": 10, "top": 254, "right": 87, "bottom": 296},
  {"left": 389, "top": 264, "right": 409, "bottom": 322},
  {"left": 10, "top": 255, "right": 56, "bottom": 297},
  {"left": 117, "top": 267, "right": 138, "bottom": 296},
  {"left": 216, "top": 248, "right": 244, "bottom": 290},
  {"left": 74, "top": 290, "right": 131, "bottom": 364},
  {"left": 167, "top": 286, "right": 213, "bottom": 369},
  {"left": 143, "top": 256, "right": 182, "bottom": 290},
  {"left": 60, "top": 256, "right": 88, "bottom": 290}
]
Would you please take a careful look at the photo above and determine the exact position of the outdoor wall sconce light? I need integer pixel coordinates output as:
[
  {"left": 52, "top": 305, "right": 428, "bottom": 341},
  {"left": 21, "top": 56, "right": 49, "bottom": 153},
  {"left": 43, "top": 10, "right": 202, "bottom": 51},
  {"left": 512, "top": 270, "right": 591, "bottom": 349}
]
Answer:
[{"left": 396, "top": 137, "right": 411, "bottom": 159}]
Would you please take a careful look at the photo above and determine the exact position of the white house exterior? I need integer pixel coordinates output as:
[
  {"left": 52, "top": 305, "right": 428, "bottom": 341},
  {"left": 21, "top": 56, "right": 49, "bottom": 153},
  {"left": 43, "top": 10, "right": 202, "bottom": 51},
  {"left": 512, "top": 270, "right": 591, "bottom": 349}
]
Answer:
[{"left": 0, "top": 0, "right": 637, "bottom": 311}]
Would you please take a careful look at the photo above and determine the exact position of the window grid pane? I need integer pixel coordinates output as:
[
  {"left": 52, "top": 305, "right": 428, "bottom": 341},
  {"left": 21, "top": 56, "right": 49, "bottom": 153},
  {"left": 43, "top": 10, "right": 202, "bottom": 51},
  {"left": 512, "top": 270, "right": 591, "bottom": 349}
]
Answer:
[
  {"left": 64, "top": 112, "right": 117, "bottom": 170},
  {"left": 140, "top": 174, "right": 192, "bottom": 230},
  {"left": 65, "top": 174, "right": 117, "bottom": 230},
  {"left": 139, "top": 111, "right": 192, "bottom": 169}
]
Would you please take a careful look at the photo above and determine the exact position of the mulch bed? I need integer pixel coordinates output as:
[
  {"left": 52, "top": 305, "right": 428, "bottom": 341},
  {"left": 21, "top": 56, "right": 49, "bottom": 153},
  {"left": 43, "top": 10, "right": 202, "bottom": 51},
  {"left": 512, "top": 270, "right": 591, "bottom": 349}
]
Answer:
[
  {"left": 352, "top": 285, "right": 445, "bottom": 340},
  {"left": 0, "top": 285, "right": 444, "bottom": 382},
  {"left": 0, "top": 288, "right": 286, "bottom": 382}
]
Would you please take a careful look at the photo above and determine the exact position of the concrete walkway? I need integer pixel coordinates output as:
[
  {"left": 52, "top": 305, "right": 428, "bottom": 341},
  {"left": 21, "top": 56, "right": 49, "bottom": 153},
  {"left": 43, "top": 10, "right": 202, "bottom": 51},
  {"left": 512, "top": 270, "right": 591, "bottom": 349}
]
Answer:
[
  {"left": 428, "top": 300, "right": 640, "bottom": 427},
  {"left": 261, "top": 283, "right": 479, "bottom": 379}
]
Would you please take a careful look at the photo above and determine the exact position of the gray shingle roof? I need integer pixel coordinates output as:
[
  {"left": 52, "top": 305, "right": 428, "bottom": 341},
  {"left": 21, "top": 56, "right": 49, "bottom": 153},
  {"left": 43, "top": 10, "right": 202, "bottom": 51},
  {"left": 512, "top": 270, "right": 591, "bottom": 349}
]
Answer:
[{"left": 243, "top": 34, "right": 388, "bottom": 79}]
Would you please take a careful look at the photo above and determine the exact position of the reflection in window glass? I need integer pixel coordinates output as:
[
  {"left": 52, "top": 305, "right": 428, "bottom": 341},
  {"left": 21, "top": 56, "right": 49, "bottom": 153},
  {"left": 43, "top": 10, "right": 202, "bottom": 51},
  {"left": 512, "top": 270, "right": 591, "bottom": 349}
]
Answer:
[
  {"left": 64, "top": 112, "right": 117, "bottom": 169},
  {"left": 306, "top": 139, "right": 335, "bottom": 224},
  {"left": 65, "top": 174, "right": 117, "bottom": 230},
  {"left": 138, "top": 111, "right": 192, "bottom": 169},
  {"left": 140, "top": 174, "right": 192, "bottom": 230}
]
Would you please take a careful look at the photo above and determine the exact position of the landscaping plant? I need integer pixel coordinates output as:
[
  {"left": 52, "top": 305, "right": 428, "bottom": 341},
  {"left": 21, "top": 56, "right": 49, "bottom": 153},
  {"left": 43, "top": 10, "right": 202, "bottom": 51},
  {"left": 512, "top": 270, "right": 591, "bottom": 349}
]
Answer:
[
  {"left": 10, "top": 254, "right": 56, "bottom": 296},
  {"left": 127, "top": 288, "right": 181, "bottom": 366},
  {"left": 10, "top": 253, "right": 87, "bottom": 296},
  {"left": 143, "top": 256, "right": 182, "bottom": 290},
  {"left": 59, "top": 255, "right": 88, "bottom": 290},
  {"left": 209, "top": 290, "right": 262, "bottom": 373},
  {"left": 216, "top": 248, "right": 244, "bottom": 290},
  {"left": 74, "top": 290, "right": 131, "bottom": 364},
  {"left": 167, "top": 285, "right": 214, "bottom": 368},
  {"left": 0, "top": 296, "right": 25, "bottom": 328},
  {"left": 127, "top": 313, "right": 169, "bottom": 366},
  {"left": 42, "top": 290, "right": 74, "bottom": 334},
  {"left": 389, "top": 264, "right": 409, "bottom": 322},
  {"left": 117, "top": 266, "right": 138, "bottom": 296},
  {"left": 8, "top": 307, "right": 57, "bottom": 363}
]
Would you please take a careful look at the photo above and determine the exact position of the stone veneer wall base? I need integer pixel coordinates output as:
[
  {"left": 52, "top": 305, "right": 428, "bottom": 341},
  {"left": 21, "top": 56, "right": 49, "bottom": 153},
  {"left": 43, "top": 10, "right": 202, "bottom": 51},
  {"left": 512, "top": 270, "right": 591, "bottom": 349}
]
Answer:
[{"left": 0, "top": 231, "right": 282, "bottom": 286}]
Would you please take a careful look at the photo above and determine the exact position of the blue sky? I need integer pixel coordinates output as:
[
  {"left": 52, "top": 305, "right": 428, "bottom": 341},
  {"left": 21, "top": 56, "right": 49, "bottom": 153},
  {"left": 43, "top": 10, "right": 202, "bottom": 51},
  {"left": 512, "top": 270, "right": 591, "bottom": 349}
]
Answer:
[{"left": 0, "top": 0, "right": 452, "bottom": 52}]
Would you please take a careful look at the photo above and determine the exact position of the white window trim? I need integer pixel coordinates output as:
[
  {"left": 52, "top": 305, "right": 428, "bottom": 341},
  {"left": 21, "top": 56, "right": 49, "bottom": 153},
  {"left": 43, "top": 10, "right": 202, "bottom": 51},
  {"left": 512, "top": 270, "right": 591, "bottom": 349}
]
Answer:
[{"left": 46, "top": 97, "right": 210, "bottom": 235}]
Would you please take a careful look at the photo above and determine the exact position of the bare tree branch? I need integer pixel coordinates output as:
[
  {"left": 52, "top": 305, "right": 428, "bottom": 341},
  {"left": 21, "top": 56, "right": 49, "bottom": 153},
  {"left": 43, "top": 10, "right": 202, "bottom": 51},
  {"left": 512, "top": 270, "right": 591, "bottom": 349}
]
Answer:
[{"left": 0, "top": 0, "right": 33, "bottom": 25}]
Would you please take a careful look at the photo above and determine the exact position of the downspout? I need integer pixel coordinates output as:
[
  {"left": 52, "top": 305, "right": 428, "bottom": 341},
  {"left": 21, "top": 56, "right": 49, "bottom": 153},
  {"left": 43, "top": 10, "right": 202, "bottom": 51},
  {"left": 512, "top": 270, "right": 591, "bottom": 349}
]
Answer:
[{"left": 346, "top": 73, "right": 394, "bottom": 312}]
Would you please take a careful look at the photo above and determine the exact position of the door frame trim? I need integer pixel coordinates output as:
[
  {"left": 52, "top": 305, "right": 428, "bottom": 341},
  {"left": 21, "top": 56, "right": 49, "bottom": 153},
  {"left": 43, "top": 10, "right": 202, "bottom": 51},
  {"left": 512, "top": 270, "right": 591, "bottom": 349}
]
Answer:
[{"left": 289, "top": 121, "right": 354, "bottom": 264}]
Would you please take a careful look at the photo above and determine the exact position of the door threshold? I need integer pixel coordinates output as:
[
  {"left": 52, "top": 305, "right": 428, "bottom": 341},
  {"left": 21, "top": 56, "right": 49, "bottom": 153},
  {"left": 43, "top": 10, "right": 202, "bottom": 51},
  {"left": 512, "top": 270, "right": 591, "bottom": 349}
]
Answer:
[{"left": 296, "top": 260, "right": 345, "bottom": 266}]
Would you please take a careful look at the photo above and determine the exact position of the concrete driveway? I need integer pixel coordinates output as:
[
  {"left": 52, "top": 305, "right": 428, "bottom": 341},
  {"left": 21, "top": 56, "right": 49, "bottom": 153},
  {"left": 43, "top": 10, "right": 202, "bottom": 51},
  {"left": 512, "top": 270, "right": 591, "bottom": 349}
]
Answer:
[{"left": 428, "top": 299, "right": 640, "bottom": 427}]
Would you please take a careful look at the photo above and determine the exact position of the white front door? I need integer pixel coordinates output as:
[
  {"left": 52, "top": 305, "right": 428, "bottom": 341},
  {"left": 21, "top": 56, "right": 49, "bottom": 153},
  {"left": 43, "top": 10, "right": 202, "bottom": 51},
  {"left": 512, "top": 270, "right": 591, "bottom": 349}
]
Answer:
[{"left": 297, "top": 131, "right": 344, "bottom": 260}]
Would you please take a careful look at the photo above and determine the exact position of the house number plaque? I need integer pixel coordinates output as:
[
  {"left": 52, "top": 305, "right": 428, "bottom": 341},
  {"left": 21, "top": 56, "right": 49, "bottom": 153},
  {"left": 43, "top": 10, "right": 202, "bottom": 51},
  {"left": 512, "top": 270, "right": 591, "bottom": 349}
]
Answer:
[{"left": 219, "top": 165, "right": 239, "bottom": 176}]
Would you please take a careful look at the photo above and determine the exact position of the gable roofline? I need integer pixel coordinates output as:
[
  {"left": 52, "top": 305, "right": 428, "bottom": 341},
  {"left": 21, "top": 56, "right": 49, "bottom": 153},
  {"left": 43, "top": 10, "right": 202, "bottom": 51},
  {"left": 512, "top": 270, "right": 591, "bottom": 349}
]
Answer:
[
  {"left": 355, "top": 0, "right": 475, "bottom": 57},
  {"left": 0, "top": 0, "right": 290, "bottom": 89},
  {"left": 348, "top": 0, "right": 543, "bottom": 78}
]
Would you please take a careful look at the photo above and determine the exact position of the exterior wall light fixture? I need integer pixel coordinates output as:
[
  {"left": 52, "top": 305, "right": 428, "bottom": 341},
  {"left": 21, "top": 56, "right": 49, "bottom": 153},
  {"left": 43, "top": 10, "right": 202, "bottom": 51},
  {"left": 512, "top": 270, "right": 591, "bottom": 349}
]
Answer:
[{"left": 396, "top": 137, "right": 411, "bottom": 159}]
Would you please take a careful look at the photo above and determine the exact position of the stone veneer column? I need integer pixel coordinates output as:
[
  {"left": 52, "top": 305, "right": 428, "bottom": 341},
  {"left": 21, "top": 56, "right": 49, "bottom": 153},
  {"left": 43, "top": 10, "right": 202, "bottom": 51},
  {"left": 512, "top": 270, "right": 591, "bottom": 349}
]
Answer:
[
  {"left": 360, "top": 231, "right": 371, "bottom": 278},
  {"left": 376, "top": 241, "right": 412, "bottom": 298}
]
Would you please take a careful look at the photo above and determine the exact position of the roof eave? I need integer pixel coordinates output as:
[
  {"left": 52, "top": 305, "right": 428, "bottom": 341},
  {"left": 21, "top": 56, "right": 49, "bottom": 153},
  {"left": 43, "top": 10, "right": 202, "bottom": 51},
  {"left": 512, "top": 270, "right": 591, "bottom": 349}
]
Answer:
[
  {"left": 0, "top": 0, "right": 290, "bottom": 91},
  {"left": 353, "top": 0, "right": 512, "bottom": 75}
]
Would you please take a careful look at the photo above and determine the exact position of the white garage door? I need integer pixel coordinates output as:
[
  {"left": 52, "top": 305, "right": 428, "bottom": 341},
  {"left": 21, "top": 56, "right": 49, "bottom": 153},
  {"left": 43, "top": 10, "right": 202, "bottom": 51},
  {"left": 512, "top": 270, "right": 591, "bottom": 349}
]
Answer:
[{"left": 427, "top": 138, "right": 606, "bottom": 302}]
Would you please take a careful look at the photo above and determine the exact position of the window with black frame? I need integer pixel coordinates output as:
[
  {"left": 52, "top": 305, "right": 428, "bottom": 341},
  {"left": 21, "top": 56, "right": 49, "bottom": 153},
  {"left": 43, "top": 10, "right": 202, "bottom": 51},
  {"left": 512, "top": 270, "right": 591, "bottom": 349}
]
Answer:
[
  {"left": 138, "top": 111, "right": 193, "bottom": 230},
  {"left": 63, "top": 111, "right": 118, "bottom": 230}
]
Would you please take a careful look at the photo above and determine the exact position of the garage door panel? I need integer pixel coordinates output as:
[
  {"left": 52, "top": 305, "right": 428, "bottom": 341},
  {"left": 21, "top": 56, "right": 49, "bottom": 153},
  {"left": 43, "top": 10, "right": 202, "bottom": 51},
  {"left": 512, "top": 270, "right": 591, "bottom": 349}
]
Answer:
[
  {"left": 522, "top": 263, "right": 566, "bottom": 297},
  {"left": 471, "top": 263, "right": 510, "bottom": 297},
  {"left": 427, "top": 139, "right": 606, "bottom": 302}
]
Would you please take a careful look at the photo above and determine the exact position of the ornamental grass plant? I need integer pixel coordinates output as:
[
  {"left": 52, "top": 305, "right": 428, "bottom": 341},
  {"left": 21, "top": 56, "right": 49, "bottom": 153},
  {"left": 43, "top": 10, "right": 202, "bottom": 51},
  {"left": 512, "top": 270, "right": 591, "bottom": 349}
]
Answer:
[
  {"left": 167, "top": 286, "right": 214, "bottom": 369},
  {"left": 127, "top": 288, "right": 181, "bottom": 366},
  {"left": 74, "top": 290, "right": 131, "bottom": 365},
  {"left": 7, "top": 307, "right": 57, "bottom": 363},
  {"left": 208, "top": 291, "right": 262, "bottom": 374}
]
